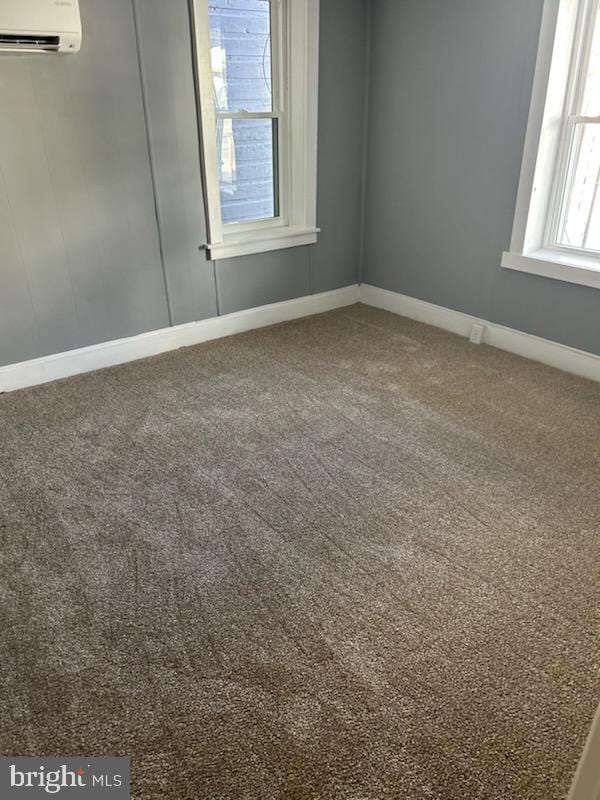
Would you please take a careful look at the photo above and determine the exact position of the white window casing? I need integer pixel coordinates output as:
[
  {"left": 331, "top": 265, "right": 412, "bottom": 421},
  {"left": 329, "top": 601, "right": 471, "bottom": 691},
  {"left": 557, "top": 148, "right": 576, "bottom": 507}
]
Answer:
[
  {"left": 502, "top": 0, "right": 600, "bottom": 289},
  {"left": 190, "top": 0, "right": 320, "bottom": 261}
]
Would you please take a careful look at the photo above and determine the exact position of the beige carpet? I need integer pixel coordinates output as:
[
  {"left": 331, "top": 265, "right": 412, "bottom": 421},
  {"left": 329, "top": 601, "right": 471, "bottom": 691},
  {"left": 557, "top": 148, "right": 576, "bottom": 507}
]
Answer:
[{"left": 1, "top": 303, "right": 599, "bottom": 799}]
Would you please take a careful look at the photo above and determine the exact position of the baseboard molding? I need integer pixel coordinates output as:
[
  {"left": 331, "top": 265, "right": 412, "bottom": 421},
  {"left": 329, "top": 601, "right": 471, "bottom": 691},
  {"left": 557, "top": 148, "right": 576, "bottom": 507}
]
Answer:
[
  {"left": 0, "top": 285, "right": 359, "bottom": 393},
  {"left": 2, "top": 282, "right": 598, "bottom": 392},
  {"left": 360, "top": 284, "right": 600, "bottom": 383}
]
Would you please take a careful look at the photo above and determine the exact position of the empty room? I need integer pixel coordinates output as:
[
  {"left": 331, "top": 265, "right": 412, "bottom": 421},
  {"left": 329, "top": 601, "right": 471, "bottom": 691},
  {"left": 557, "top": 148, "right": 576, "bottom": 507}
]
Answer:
[{"left": 1, "top": 0, "right": 599, "bottom": 798}]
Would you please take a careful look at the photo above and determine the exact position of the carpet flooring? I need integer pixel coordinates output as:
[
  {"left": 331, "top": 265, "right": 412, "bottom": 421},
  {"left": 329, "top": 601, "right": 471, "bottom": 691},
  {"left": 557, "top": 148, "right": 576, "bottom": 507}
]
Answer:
[{"left": 1, "top": 304, "right": 599, "bottom": 799}]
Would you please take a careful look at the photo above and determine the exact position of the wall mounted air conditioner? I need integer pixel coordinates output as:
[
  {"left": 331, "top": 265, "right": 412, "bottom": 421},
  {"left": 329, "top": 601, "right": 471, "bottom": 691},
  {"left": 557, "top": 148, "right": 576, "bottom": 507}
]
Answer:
[{"left": 0, "top": 0, "right": 81, "bottom": 54}]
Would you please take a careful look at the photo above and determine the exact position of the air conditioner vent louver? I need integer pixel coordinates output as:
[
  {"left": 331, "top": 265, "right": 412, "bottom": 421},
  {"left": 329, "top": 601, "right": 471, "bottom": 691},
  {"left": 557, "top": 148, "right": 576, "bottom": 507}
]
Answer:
[
  {"left": 0, "top": 33, "right": 60, "bottom": 50},
  {"left": 0, "top": 0, "right": 81, "bottom": 55}
]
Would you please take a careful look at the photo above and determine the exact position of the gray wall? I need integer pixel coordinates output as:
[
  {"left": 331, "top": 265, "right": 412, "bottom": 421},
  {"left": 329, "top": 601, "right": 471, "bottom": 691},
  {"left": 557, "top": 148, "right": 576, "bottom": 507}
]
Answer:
[
  {"left": 0, "top": 0, "right": 170, "bottom": 366},
  {"left": 0, "top": 0, "right": 366, "bottom": 368},
  {"left": 133, "top": 0, "right": 217, "bottom": 327},
  {"left": 364, "top": 0, "right": 600, "bottom": 356},
  {"left": 6, "top": 0, "right": 593, "bottom": 369}
]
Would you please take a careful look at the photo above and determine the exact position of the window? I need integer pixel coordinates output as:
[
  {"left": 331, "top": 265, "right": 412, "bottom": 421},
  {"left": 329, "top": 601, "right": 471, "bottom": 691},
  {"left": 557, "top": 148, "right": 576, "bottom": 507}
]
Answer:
[
  {"left": 191, "top": 0, "right": 320, "bottom": 260},
  {"left": 502, "top": 0, "right": 600, "bottom": 288},
  {"left": 551, "top": 0, "right": 600, "bottom": 252}
]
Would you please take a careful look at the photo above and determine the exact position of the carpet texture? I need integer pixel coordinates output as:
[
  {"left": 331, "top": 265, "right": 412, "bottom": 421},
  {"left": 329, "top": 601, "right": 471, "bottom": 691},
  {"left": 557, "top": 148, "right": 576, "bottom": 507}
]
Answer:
[{"left": 0, "top": 304, "right": 599, "bottom": 799}]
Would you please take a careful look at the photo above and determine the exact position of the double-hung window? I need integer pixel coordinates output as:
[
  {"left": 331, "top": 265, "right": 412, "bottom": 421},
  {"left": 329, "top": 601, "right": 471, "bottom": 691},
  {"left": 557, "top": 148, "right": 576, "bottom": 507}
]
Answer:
[
  {"left": 503, "top": 0, "right": 600, "bottom": 288},
  {"left": 191, "top": 0, "right": 320, "bottom": 260}
]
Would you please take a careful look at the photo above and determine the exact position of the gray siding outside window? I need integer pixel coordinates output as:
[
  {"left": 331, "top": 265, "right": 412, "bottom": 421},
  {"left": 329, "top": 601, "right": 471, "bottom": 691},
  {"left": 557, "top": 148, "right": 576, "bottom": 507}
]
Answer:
[{"left": 210, "top": 0, "right": 277, "bottom": 223}]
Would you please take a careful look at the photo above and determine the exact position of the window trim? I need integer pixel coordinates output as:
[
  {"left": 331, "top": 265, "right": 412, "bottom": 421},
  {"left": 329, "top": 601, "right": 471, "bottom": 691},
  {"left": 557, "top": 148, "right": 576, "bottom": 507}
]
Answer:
[
  {"left": 501, "top": 0, "right": 600, "bottom": 288},
  {"left": 190, "top": 0, "right": 320, "bottom": 261}
]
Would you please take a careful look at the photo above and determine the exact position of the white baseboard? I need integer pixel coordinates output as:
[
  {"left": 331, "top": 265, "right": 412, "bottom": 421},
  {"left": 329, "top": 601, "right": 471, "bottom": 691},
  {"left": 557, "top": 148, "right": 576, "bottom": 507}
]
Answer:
[
  {"left": 2, "top": 282, "right": 598, "bottom": 392},
  {"left": 0, "top": 285, "right": 359, "bottom": 393},
  {"left": 360, "top": 284, "right": 475, "bottom": 338},
  {"left": 360, "top": 284, "right": 600, "bottom": 383}
]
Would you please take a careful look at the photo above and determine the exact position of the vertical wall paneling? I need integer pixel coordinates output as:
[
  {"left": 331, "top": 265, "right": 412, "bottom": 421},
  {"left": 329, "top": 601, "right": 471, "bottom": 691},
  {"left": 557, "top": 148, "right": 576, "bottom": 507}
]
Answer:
[{"left": 132, "top": 0, "right": 218, "bottom": 326}]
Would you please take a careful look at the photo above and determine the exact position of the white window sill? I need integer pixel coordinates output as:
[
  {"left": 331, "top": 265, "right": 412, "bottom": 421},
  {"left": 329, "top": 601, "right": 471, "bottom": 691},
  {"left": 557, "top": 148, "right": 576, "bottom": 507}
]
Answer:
[
  {"left": 207, "top": 227, "right": 319, "bottom": 261},
  {"left": 501, "top": 249, "right": 600, "bottom": 289}
]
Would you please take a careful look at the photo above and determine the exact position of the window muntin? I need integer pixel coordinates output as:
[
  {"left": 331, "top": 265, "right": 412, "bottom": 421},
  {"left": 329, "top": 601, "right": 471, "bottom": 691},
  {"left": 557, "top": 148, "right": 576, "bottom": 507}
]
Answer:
[{"left": 550, "top": 0, "right": 600, "bottom": 253}]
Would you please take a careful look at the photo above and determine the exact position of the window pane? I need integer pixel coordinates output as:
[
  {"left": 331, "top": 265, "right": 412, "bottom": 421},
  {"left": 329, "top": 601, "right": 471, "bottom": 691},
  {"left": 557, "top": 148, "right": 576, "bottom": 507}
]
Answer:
[
  {"left": 216, "top": 118, "right": 278, "bottom": 224},
  {"left": 208, "top": 0, "right": 273, "bottom": 113},
  {"left": 557, "top": 123, "right": 600, "bottom": 250},
  {"left": 581, "top": 2, "right": 600, "bottom": 115}
]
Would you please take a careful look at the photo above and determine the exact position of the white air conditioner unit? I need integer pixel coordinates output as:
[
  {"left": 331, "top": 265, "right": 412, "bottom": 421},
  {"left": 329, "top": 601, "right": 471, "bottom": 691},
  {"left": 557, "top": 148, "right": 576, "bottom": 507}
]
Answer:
[{"left": 0, "top": 0, "right": 81, "bottom": 54}]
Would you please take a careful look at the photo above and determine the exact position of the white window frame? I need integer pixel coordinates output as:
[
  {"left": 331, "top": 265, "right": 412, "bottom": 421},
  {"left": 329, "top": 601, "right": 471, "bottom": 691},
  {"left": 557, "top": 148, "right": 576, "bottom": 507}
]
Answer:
[
  {"left": 502, "top": 0, "right": 600, "bottom": 289},
  {"left": 191, "top": 0, "right": 320, "bottom": 261}
]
